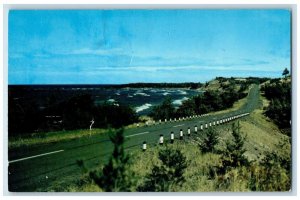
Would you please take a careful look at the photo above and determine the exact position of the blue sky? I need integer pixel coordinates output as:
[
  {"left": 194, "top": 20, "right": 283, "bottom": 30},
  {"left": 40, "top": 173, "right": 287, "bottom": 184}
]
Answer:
[{"left": 8, "top": 9, "right": 291, "bottom": 84}]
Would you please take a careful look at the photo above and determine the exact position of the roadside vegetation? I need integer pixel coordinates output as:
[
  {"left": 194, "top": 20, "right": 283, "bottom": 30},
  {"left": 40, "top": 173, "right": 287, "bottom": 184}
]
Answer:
[
  {"left": 8, "top": 128, "right": 108, "bottom": 149},
  {"left": 66, "top": 116, "right": 290, "bottom": 192},
  {"left": 261, "top": 69, "right": 291, "bottom": 135},
  {"left": 89, "top": 129, "right": 136, "bottom": 192}
]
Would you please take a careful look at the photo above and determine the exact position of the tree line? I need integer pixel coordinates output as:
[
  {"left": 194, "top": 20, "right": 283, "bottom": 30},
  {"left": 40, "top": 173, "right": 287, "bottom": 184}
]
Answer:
[
  {"left": 116, "top": 82, "right": 203, "bottom": 89},
  {"left": 150, "top": 83, "right": 247, "bottom": 121}
]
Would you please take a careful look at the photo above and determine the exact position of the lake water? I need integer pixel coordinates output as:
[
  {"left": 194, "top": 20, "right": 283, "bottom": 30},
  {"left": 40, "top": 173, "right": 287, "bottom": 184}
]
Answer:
[
  {"left": 8, "top": 86, "right": 202, "bottom": 116},
  {"left": 92, "top": 87, "right": 201, "bottom": 115}
]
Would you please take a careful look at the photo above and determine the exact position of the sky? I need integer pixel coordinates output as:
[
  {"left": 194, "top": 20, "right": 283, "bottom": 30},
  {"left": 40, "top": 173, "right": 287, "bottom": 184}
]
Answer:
[{"left": 8, "top": 9, "right": 291, "bottom": 84}]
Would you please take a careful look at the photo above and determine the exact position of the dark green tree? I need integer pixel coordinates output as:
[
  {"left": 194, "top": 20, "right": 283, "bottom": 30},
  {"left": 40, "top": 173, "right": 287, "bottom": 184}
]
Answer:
[
  {"left": 219, "top": 122, "right": 249, "bottom": 174},
  {"left": 198, "top": 128, "right": 219, "bottom": 153},
  {"left": 90, "top": 129, "right": 135, "bottom": 191},
  {"left": 282, "top": 68, "right": 289, "bottom": 77},
  {"left": 138, "top": 146, "right": 188, "bottom": 191},
  {"left": 203, "top": 90, "right": 222, "bottom": 111},
  {"left": 176, "top": 99, "right": 196, "bottom": 117},
  {"left": 62, "top": 94, "right": 95, "bottom": 130},
  {"left": 150, "top": 97, "right": 176, "bottom": 120},
  {"left": 94, "top": 103, "right": 138, "bottom": 128}
]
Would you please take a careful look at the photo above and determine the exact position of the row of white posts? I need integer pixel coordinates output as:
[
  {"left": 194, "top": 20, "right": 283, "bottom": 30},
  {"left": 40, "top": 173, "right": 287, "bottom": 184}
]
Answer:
[
  {"left": 137, "top": 114, "right": 210, "bottom": 127},
  {"left": 142, "top": 112, "right": 250, "bottom": 151}
]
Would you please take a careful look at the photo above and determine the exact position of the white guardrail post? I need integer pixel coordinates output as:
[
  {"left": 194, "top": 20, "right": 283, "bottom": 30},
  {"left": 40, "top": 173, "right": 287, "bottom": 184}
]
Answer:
[
  {"left": 170, "top": 132, "right": 174, "bottom": 144},
  {"left": 180, "top": 129, "right": 183, "bottom": 140},
  {"left": 159, "top": 135, "right": 164, "bottom": 145},
  {"left": 142, "top": 141, "right": 147, "bottom": 151}
]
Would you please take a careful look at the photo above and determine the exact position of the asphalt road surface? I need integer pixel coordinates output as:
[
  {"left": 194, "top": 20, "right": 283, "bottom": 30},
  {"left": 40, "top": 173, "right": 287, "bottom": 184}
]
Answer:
[{"left": 8, "top": 84, "right": 260, "bottom": 192}]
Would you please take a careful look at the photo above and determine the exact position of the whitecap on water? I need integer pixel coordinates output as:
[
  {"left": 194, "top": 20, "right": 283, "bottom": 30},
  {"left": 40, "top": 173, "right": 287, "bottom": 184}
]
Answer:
[
  {"left": 172, "top": 97, "right": 189, "bottom": 105},
  {"left": 133, "top": 92, "right": 150, "bottom": 97},
  {"left": 135, "top": 103, "right": 152, "bottom": 113},
  {"left": 178, "top": 90, "right": 187, "bottom": 95}
]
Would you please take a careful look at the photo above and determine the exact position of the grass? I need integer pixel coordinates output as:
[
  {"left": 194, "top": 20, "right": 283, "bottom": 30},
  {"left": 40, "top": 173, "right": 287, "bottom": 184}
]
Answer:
[
  {"left": 130, "top": 107, "right": 290, "bottom": 192},
  {"left": 8, "top": 128, "right": 109, "bottom": 149},
  {"left": 201, "top": 79, "right": 221, "bottom": 91},
  {"left": 208, "top": 85, "right": 252, "bottom": 116},
  {"left": 9, "top": 119, "right": 147, "bottom": 149},
  {"left": 43, "top": 172, "right": 103, "bottom": 192},
  {"left": 131, "top": 142, "right": 220, "bottom": 192},
  {"left": 211, "top": 94, "right": 247, "bottom": 115}
]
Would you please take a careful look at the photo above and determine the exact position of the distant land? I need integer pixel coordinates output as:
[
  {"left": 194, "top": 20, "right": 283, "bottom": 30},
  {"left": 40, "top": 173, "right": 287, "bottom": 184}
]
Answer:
[{"left": 8, "top": 76, "right": 271, "bottom": 88}]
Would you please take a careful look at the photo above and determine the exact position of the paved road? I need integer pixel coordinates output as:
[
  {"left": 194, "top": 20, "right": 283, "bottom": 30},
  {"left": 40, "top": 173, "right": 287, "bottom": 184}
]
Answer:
[{"left": 8, "top": 84, "right": 260, "bottom": 191}]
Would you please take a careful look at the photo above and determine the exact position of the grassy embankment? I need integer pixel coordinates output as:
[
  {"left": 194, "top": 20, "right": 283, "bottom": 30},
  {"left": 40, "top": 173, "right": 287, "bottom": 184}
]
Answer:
[
  {"left": 49, "top": 84, "right": 290, "bottom": 192},
  {"left": 9, "top": 123, "right": 145, "bottom": 150}
]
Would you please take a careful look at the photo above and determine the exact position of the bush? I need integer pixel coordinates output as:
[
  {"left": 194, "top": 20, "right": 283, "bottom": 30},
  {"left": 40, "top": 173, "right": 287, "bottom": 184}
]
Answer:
[
  {"left": 89, "top": 129, "right": 135, "bottom": 192},
  {"left": 94, "top": 103, "right": 138, "bottom": 128},
  {"left": 150, "top": 97, "right": 176, "bottom": 120},
  {"left": 198, "top": 128, "right": 219, "bottom": 153},
  {"left": 137, "top": 145, "right": 188, "bottom": 191},
  {"left": 175, "top": 99, "right": 196, "bottom": 118},
  {"left": 62, "top": 94, "right": 95, "bottom": 130},
  {"left": 262, "top": 80, "right": 291, "bottom": 130},
  {"left": 218, "top": 122, "right": 249, "bottom": 174},
  {"left": 247, "top": 151, "right": 291, "bottom": 191}
]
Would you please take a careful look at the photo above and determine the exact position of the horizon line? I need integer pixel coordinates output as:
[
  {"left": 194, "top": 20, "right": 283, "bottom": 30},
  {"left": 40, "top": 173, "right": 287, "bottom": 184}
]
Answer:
[{"left": 7, "top": 76, "right": 275, "bottom": 86}]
